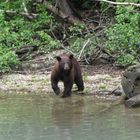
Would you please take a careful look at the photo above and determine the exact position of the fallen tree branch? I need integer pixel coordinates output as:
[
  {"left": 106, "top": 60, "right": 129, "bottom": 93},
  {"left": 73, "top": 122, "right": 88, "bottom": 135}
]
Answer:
[
  {"left": 22, "top": 0, "right": 29, "bottom": 14},
  {"left": 97, "top": 0, "right": 140, "bottom": 7},
  {"left": 78, "top": 39, "right": 90, "bottom": 61},
  {"left": 0, "top": 9, "right": 37, "bottom": 18},
  {"left": 97, "top": 45, "right": 114, "bottom": 58}
]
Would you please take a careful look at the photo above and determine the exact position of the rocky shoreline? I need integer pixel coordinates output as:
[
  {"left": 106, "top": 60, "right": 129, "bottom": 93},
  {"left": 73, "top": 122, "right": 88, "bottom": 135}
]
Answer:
[
  {"left": 0, "top": 51, "right": 126, "bottom": 107},
  {"left": 0, "top": 64, "right": 123, "bottom": 101}
]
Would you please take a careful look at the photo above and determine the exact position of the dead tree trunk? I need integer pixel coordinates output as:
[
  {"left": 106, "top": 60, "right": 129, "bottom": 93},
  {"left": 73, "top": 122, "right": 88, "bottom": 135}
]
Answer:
[
  {"left": 46, "top": 0, "right": 82, "bottom": 24},
  {"left": 56, "top": 0, "right": 81, "bottom": 19}
]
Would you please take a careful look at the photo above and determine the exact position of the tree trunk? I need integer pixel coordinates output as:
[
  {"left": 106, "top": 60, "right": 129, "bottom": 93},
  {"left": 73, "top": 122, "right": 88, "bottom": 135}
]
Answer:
[
  {"left": 56, "top": 0, "right": 81, "bottom": 19},
  {"left": 46, "top": 0, "right": 83, "bottom": 24}
]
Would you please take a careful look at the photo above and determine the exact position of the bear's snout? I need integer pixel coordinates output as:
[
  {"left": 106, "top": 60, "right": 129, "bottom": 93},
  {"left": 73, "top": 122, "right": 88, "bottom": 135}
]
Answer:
[{"left": 64, "top": 63, "right": 70, "bottom": 70}]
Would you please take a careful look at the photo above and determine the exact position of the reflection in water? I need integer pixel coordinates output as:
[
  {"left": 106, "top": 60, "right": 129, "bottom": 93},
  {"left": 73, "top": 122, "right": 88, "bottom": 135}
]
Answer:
[
  {"left": 0, "top": 94, "right": 139, "bottom": 140},
  {"left": 52, "top": 98, "right": 84, "bottom": 139},
  {"left": 123, "top": 107, "right": 140, "bottom": 137}
]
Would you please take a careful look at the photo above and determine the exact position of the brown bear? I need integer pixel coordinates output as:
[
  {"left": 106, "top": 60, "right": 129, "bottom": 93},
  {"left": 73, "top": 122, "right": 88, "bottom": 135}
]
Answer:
[{"left": 51, "top": 54, "right": 84, "bottom": 97}]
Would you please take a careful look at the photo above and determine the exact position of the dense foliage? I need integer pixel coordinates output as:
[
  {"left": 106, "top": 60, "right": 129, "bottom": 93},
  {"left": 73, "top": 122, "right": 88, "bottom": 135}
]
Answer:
[
  {"left": 0, "top": 0, "right": 59, "bottom": 72},
  {"left": 0, "top": 0, "right": 140, "bottom": 72},
  {"left": 0, "top": 46, "right": 19, "bottom": 72},
  {"left": 105, "top": 0, "right": 140, "bottom": 66}
]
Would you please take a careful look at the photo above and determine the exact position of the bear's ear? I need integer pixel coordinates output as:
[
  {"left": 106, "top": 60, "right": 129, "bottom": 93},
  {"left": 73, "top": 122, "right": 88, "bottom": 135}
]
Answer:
[
  {"left": 56, "top": 56, "right": 61, "bottom": 61},
  {"left": 69, "top": 54, "right": 73, "bottom": 59}
]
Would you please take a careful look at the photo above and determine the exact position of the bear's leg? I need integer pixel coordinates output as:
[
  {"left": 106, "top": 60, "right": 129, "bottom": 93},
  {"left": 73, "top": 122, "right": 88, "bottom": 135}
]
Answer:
[
  {"left": 51, "top": 79, "right": 60, "bottom": 95},
  {"left": 75, "top": 77, "right": 84, "bottom": 91},
  {"left": 62, "top": 80, "right": 73, "bottom": 98}
]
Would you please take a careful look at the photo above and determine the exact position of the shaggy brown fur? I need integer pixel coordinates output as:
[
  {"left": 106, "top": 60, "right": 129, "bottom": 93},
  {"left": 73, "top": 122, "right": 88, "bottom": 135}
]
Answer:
[{"left": 51, "top": 54, "right": 84, "bottom": 97}]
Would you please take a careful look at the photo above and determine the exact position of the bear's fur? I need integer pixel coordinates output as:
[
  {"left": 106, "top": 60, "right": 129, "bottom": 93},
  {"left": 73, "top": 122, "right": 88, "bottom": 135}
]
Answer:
[{"left": 51, "top": 54, "right": 84, "bottom": 97}]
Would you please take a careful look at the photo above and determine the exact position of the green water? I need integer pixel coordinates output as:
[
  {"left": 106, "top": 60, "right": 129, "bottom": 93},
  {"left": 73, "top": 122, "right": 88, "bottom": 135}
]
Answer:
[{"left": 0, "top": 93, "right": 139, "bottom": 140}]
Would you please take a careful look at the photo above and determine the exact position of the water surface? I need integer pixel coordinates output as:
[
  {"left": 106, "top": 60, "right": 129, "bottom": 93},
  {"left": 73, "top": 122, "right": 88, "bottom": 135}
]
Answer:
[{"left": 0, "top": 93, "right": 139, "bottom": 140}]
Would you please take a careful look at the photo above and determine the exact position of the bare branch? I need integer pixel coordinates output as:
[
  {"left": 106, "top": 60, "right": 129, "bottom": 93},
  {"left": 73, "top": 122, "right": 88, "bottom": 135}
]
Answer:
[
  {"left": 22, "top": 0, "right": 29, "bottom": 14},
  {"left": 78, "top": 39, "right": 90, "bottom": 61},
  {"left": 0, "top": 9, "right": 37, "bottom": 18},
  {"left": 97, "top": 0, "right": 140, "bottom": 7}
]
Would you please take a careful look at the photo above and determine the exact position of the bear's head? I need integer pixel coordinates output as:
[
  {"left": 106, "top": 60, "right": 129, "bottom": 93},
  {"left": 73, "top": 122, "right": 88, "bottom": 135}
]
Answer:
[{"left": 56, "top": 54, "right": 73, "bottom": 71}]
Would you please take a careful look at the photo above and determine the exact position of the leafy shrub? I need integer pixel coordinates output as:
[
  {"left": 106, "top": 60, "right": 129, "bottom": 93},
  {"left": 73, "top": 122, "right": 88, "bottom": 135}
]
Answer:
[
  {"left": 105, "top": 0, "right": 140, "bottom": 67},
  {"left": 0, "top": 0, "right": 59, "bottom": 50},
  {"left": 70, "top": 33, "right": 98, "bottom": 54},
  {"left": 0, "top": 46, "right": 19, "bottom": 72},
  {"left": 0, "top": 1, "right": 59, "bottom": 71},
  {"left": 37, "top": 31, "right": 60, "bottom": 53}
]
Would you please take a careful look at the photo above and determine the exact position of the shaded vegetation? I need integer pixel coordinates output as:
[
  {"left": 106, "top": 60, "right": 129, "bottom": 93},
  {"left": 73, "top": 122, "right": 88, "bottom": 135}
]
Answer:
[
  {"left": 0, "top": 0, "right": 140, "bottom": 72},
  {"left": 105, "top": 0, "right": 140, "bottom": 66}
]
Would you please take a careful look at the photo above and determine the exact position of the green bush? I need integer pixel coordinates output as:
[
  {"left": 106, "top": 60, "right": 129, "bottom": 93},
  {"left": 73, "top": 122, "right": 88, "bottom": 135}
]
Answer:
[
  {"left": 105, "top": 0, "right": 140, "bottom": 67},
  {"left": 37, "top": 31, "right": 60, "bottom": 53},
  {"left": 0, "top": 46, "right": 19, "bottom": 72},
  {"left": 70, "top": 33, "right": 98, "bottom": 54},
  {"left": 0, "top": 6, "right": 59, "bottom": 50},
  {"left": 0, "top": 0, "right": 60, "bottom": 71}
]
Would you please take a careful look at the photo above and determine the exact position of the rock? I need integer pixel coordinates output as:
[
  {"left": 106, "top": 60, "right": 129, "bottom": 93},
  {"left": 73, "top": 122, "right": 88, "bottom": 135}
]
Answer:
[
  {"left": 112, "top": 90, "right": 122, "bottom": 96},
  {"left": 125, "top": 94, "right": 140, "bottom": 107},
  {"left": 121, "top": 64, "right": 140, "bottom": 98},
  {"left": 121, "top": 63, "right": 140, "bottom": 107}
]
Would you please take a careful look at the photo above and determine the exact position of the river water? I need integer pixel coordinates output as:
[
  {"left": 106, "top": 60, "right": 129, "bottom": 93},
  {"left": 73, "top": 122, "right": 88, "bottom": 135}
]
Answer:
[{"left": 0, "top": 93, "right": 139, "bottom": 140}]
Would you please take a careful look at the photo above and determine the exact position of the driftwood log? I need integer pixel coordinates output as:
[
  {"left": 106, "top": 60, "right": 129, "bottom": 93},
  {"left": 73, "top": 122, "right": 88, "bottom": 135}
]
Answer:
[
  {"left": 15, "top": 45, "right": 38, "bottom": 61},
  {"left": 121, "top": 64, "right": 140, "bottom": 107}
]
